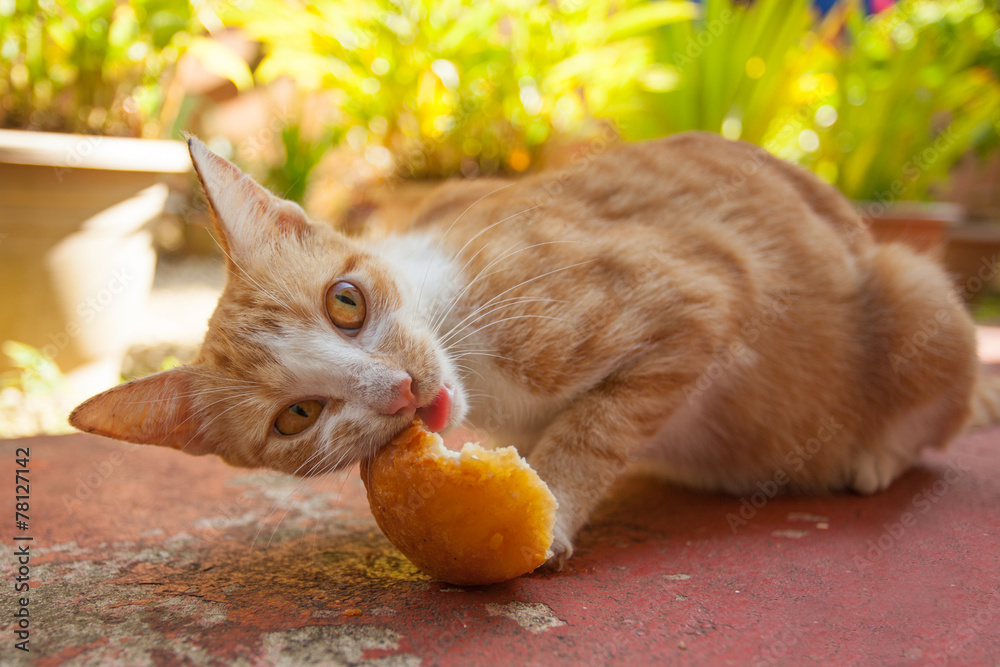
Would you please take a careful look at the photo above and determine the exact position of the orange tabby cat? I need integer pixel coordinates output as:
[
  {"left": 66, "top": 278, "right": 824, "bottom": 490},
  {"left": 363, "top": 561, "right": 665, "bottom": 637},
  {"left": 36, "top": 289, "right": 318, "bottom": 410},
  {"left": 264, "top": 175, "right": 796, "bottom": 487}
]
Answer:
[{"left": 70, "top": 132, "right": 999, "bottom": 567}]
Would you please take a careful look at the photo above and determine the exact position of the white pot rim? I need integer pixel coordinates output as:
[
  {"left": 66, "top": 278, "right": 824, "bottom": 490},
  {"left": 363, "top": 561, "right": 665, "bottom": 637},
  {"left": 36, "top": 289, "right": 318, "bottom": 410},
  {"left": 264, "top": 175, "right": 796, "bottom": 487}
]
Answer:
[
  {"left": 854, "top": 200, "right": 964, "bottom": 223},
  {"left": 0, "top": 129, "right": 191, "bottom": 173}
]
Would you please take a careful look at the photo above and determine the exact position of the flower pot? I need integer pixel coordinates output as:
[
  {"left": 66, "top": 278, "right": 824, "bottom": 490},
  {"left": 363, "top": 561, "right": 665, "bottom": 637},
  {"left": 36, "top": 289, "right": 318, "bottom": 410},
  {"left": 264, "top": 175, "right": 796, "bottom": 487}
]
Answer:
[
  {"left": 0, "top": 130, "right": 190, "bottom": 402},
  {"left": 948, "top": 150, "right": 1000, "bottom": 222},
  {"left": 943, "top": 222, "right": 1000, "bottom": 301},
  {"left": 856, "top": 201, "right": 963, "bottom": 258}
]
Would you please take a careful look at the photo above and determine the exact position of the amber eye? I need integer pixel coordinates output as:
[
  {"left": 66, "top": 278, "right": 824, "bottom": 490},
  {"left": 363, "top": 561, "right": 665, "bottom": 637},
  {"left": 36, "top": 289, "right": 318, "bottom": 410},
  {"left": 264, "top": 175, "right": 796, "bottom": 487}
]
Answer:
[
  {"left": 274, "top": 400, "right": 323, "bottom": 436},
  {"left": 326, "top": 281, "right": 367, "bottom": 334}
]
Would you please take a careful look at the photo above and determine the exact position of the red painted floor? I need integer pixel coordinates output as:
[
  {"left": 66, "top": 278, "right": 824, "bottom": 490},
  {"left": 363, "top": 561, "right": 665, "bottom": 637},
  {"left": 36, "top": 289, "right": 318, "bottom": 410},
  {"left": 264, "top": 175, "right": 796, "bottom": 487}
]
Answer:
[{"left": 2, "top": 414, "right": 1000, "bottom": 665}]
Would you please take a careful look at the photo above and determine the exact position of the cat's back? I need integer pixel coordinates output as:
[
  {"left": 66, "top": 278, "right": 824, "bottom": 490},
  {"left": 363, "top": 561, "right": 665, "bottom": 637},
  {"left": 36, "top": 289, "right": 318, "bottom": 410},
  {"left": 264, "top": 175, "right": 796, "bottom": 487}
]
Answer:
[
  {"left": 402, "top": 133, "right": 976, "bottom": 496},
  {"left": 413, "top": 132, "right": 868, "bottom": 265},
  {"left": 402, "top": 133, "right": 872, "bottom": 411},
  {"left": 410, "top": 132, "right": 870, "bottom": 312}
]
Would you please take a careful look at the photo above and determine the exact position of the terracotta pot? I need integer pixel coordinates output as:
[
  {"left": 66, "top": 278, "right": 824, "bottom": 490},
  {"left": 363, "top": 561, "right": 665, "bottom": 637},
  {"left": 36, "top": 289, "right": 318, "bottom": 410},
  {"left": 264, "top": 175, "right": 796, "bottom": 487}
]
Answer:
[
  {"left": 943, "top": 222, "right": 1000, "bottom": 300},
  {"left": 855, "top": 201, "right": 963, "bottom": 258},
  {"left": 0, "top": 130, "right": 190, "bottom": 401},
  {"left": 947, "top": 150, "right": 1000, "bottom": 222}
]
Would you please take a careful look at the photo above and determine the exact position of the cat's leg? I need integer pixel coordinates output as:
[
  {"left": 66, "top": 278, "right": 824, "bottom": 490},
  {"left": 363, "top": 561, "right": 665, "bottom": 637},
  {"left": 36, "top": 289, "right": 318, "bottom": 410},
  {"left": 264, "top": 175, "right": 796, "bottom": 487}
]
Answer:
[
  {"left": 526, "top": 354, "right": 700, "bottom": 568},
  {"left": 848, "top": 243, "right": 978, "bottom": 494}
]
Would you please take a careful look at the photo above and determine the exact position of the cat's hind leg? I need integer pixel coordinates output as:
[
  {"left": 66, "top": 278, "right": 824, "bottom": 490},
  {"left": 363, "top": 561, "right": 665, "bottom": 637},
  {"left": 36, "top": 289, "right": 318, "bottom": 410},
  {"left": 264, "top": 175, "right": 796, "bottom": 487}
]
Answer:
[{"left": 849, "top": 242, "right": 978, "bottom": 493}]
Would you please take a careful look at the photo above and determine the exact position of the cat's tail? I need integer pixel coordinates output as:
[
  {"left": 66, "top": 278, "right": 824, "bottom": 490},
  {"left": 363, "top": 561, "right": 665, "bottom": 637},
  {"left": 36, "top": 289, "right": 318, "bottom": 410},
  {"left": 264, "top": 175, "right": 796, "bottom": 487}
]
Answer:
[{"left": 965, "top": 372, "right": 1000, "bottom": 430}]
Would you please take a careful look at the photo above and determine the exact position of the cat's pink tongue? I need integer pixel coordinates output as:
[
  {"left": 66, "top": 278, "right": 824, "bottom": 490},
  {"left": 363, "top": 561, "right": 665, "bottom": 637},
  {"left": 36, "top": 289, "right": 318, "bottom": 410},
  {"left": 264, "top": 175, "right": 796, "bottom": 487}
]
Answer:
[{"left": 417, "top": 386, "right": 453, "bottom": 432}]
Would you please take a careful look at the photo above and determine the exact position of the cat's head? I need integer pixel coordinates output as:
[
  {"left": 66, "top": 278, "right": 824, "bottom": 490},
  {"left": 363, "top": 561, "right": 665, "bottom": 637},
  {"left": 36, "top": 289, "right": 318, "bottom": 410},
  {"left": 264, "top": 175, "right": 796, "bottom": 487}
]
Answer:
[{"left": 69, "top": 137, "right": 466, "bottom": 475}]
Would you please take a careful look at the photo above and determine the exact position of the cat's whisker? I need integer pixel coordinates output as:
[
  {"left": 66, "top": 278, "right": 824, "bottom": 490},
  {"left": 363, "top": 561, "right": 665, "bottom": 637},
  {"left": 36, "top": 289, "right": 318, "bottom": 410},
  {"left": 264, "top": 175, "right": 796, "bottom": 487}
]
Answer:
[
  {"left": 258, "top": 441, "right": 353, "bottom": 549},
  {"left": 447, "top": 314, "right": 571, "bottom": 351},
  {"left": 430, "top": 237, "right": 543, "bottom": 333},
  {"left": 447, "top": 205, "right": 541, "bottom": 267},
  {"left": 250, "top": 453, "right": 329, "bottom": 550},
  {"left": 181, "top": 394, "right": 260, "bottom": 456},
  {"left": 186, "top": 370, "right": 259, "bottom": 386},
  {"left": 436, "top": 257, "right": 594, "bottom": 343},
  {"left": 286, "top": 446, "right": 360, "bottom": 541},
  {"left": 432, "top": 258, "right": 565, "bottom": 344},
  {"left": 331, "top": 460, "right": 359, "bottom": 505},
  {"left": 254, "top": 422, "right": 378, "bottom": 546},
  {"left": 149, "top": 385, "right": 259, "bottom": 403},
  {"left": 415, "top": 182, "right": 515, "bottom": 310},
  {"left": 117, "top": 386, "right": 252, "bottom": 406},
  {"left": 133, "top": 388, "right": 255, "bottom": 442},
  {"left": 262, "top": 262, "right": 301, "bottom": 312},
  {"left": 438, "top": 295, "right": 562, "bottom": 347},
  {"left": 436, "top": 290, "right": 563, "bottom": 340},
  {"left": 426, "top": 240, "right": 494, "bottom": 332},
  {"left": 429, "top": 224, "right": 551, "bottom": 333},
  {"left": 208, "top": 231, "right": 295, "bottom": 314},
  {"left": 449, "top": 351, "right": 519, "bottom": 364},
  {"left": 452, "top": 363, "right": 486, "bottom": 383}
]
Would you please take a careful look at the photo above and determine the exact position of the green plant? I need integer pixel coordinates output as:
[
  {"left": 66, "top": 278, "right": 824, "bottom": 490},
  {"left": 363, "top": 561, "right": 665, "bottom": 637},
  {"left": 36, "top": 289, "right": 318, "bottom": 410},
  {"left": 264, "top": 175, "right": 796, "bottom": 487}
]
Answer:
[
  {"left": 0, "top": 341, "right": 71, "bottom": 437},
  {"left": 265, "top": 122, "right": 344, "bottom": 204},
  {"left": 794, "top": 0, "right": 1000, "bottom": 202},
  {"left": 619, "top": 0, "right": 814, "bottom": 146},
  {"left": 0, "top": 0, "right": 201, "bottom": 137},
  {"left": 222, "top": 0, "right": 697, "bottom": 179}
]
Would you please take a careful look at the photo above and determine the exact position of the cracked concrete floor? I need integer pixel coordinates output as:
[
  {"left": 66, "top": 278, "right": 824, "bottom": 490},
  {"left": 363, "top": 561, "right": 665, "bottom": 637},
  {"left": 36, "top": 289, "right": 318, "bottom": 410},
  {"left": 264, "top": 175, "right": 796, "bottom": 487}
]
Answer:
[{"left": 2, "top": 415, "right": 1000, "bottom": 665}]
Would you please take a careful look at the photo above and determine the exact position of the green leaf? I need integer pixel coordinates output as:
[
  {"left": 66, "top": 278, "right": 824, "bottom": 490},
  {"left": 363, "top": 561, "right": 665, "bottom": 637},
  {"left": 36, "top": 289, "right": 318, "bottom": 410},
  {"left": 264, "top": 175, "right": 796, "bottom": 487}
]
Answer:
[
  {"left": 187, "top": 36, "right": 253, "bottom": 91},
  {"left": 606, "top": 1, "right": 700, "bottom": 42}
]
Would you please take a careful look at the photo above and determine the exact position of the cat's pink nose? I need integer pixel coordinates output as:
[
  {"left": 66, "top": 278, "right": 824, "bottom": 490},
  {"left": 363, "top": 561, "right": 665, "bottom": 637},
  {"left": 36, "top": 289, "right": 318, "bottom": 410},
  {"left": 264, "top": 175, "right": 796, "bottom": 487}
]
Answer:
[{"left": 383, "top": 376, "right": 417, "bottom": 415}]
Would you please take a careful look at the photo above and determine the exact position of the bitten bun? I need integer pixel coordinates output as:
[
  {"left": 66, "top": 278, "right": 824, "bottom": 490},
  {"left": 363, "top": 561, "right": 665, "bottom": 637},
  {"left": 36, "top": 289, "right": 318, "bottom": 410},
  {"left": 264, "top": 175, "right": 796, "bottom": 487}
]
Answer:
[{"left": 361, "top": 421, "right": 556, "bottom": 586}]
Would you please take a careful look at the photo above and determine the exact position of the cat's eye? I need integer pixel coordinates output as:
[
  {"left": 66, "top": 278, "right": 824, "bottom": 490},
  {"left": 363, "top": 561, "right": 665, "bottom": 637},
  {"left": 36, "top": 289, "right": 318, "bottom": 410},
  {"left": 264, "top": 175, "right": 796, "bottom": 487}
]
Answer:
[
  {"left": 274, "top": 400, "right": 323, "bottom": 435},
  {"left": 326, "top": 281, "right": 367, "bottom": 335}
]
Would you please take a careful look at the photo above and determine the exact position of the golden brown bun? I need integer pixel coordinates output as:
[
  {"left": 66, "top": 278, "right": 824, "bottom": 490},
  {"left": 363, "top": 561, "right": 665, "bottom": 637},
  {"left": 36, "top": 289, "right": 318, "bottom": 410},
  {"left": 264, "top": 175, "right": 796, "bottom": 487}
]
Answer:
[{"left": 361, "top": 420, "right": 556, "bottom": 585}]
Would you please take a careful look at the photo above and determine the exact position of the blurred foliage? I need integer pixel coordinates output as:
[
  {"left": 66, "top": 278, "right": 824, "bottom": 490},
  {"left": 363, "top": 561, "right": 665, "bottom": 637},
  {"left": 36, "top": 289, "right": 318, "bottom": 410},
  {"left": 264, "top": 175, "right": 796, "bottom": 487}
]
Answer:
[
  {"left": 971, "top": 290, "right": 1000, "bottom": 322},
  {"left": 0, "top": 0, "right": 203, "bottom": 136},
  {"left": 0, "top": 341, "right": 71, "bottom": 437},
  {"left": 2, "top": 0, "right": 998, "bottom": 199},
  {"left": 1, "top": 340, "right": 62, "bottom": 395},
  {"left": 789, "top": 0, "right": 1000, "bottom": 201},
  {"left": 266, "top": 122, "right": 344, "bottom": 203},
  {"left": 219, "top": 0, "right": 697, "bottom": 178},
  {"left": 620, "top": 0, "right": 814, "bottom": 146},
  {"left": 221, "top": 0, "right": 1000, "bottom": 200}
]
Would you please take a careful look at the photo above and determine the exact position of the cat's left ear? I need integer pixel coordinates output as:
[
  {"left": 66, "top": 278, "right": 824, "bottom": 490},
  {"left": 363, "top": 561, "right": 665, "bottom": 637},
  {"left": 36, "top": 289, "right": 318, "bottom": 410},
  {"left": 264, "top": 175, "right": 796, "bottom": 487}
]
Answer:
[
  {"left": 68, "top": 367, "right": 217, "bottom": 456},
  {"left": 186, "top": 135, "right": 309, "bottom": 258}
]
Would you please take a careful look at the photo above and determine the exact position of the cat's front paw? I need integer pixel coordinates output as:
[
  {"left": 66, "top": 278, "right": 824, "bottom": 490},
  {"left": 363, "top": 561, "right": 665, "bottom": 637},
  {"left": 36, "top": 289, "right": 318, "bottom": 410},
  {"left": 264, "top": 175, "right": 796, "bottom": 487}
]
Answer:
[{"left": 543, "top": 523, "right": 574, "bottom": 571}]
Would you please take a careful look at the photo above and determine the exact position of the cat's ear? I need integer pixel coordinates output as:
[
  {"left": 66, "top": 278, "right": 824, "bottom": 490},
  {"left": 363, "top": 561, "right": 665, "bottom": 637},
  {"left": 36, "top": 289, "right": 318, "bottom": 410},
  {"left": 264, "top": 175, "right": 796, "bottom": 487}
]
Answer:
[
  {"left": 68, "top": 367, "right": 217, "bottom": 456},
  {"left": 186, "top": 135, "right": 309, "bottom": 257}
]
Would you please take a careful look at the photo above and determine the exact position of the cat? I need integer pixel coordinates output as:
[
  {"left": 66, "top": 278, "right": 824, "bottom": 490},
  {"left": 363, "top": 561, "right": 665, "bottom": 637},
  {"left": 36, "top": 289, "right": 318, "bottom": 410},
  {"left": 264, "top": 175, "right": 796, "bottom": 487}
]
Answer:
[{"left": 70, "top": 132, "right": 1000, "bottom": 568}]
